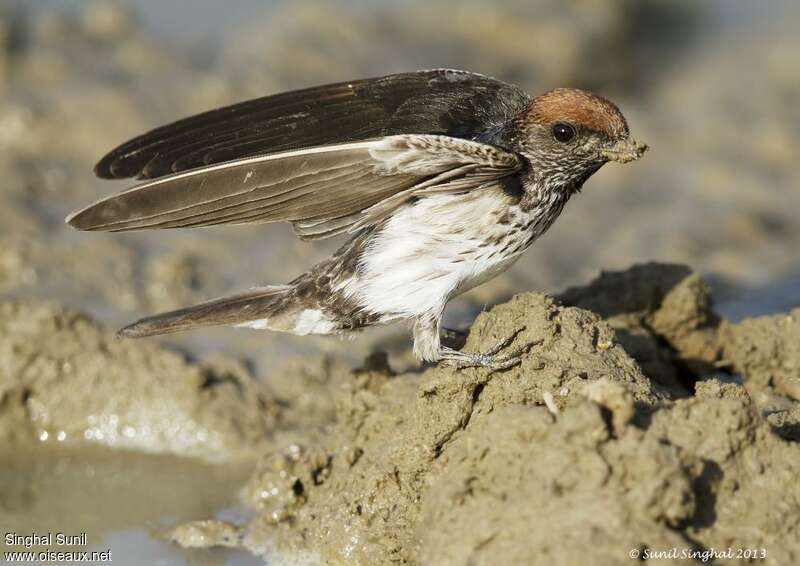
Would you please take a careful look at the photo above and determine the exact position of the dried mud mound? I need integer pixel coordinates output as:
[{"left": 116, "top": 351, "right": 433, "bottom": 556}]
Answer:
[{"left": 213, "top": 263, "right": 799, "bottom": 565}]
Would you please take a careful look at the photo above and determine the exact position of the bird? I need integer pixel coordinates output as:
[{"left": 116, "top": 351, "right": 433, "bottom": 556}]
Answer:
[{"left": 67, "top": 69, "right": 647, "bottom": 370}]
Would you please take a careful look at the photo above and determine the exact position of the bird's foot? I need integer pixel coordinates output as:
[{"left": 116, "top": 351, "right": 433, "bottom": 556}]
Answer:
[{"left": 439, "top": 327, "right": 534, "bottom": 372}]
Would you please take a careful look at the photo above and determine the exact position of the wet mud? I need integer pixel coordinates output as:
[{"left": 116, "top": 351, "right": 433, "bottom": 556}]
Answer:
[
  {"left": 5, "top": 264, "right": 794, "bottom": 564},
  {"left": 215, "top": 264, "right": 800, "bottom": 565}
]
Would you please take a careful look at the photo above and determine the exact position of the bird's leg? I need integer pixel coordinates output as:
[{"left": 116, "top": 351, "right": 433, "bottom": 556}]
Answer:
[
  {"left": 438, "top": 326, "right": 532, "bottom": 371},
  {"left": 413, "top": 314, "right": 533, "bottom": 372},
  {"left": 412, "top": 314, "right": 445, "bottom": 363}
]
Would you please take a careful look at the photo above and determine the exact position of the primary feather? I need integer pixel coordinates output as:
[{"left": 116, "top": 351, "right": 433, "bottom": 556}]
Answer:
[{"left": 67, "top": 135, "right": 523, "bottom": 238}]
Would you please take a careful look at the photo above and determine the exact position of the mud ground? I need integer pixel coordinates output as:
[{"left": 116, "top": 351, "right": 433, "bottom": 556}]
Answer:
[
  {"left": 221, "top": 263, "right": 798, "bottom": 565},
  {"left": 3, "top": 263, "right": 798, "bottom": 565}
]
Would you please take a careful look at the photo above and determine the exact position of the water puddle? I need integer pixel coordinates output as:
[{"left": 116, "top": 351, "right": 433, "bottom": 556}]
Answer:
[{"left": 0, "top": 446, "right": 262, "bottom": 565}]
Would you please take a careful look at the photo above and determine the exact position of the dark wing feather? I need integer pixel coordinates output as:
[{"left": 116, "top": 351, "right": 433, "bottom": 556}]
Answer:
[
  {"left": 94, "top": 69, "right": 530, "bottom": 180},
  {"left": 69, "top": 135, "right": 524, "bottom": 239}
]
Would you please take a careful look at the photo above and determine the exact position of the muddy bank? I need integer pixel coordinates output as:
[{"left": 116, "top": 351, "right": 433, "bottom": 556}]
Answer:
[
  {"left": 0, "top": 301, "right": 347, "bottom": 462},
  {"left": 2, "top": 263, "right": 798, "bottom": 564},
  {"left": 162, "top": 263, "right": 799, "bottom": 565}
]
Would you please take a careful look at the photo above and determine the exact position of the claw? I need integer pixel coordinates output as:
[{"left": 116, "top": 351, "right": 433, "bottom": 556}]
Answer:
[{"left": 482, "top": 328, "right": 523, "bottom": 357}]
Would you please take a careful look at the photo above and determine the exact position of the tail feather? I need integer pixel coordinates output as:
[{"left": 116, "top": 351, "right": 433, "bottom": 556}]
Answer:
[{"left": 117, "top": 285, "right": 292, "bottom": 338}]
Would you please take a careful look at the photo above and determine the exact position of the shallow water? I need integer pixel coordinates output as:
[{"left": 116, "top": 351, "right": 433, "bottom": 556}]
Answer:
[{"left": 0, "top": 446, "right": 261, "bottom": 565}]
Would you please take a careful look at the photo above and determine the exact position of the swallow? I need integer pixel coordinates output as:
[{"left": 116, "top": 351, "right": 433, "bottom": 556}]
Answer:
[{"left": 67, "top": 69, "right": 647, "bottom": 369}]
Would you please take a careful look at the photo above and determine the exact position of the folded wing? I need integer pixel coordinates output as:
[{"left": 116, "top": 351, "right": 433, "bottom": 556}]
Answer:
[{"left": 68, "top": 135, "right": 524, "bottom": 240}]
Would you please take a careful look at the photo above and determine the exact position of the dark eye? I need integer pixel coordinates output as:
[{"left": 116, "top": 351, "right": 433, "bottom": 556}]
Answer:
[{"left": 552, "top": 122, "right": 576, "bottom": 143}]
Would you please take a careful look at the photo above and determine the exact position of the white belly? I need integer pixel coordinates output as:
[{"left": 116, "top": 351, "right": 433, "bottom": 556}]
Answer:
[{"left": 341, "top": 190, "right": 531, "bottom": 321}]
